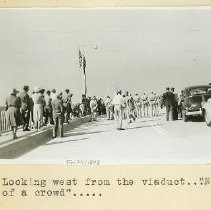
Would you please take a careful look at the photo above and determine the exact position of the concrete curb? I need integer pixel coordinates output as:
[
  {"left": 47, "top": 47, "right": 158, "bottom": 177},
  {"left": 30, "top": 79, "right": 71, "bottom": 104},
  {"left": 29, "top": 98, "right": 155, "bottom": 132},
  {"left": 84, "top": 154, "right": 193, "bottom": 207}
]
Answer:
[{"left": 0, "top": 116, "right": 91, "bottom": 159}]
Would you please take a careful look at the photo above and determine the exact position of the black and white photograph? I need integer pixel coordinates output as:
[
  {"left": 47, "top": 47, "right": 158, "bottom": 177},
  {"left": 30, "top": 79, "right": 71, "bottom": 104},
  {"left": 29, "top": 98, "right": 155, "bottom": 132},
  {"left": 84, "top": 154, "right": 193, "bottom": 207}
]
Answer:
[{"left": 0, "top": 7, "right": 211, "bottom": 164}]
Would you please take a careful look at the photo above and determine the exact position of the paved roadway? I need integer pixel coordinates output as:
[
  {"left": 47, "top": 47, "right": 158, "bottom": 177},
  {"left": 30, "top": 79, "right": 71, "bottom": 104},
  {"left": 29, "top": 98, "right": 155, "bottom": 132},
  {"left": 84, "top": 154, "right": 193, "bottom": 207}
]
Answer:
[{"left": 11, "top": 113, "right": 211, "bottom": 164}]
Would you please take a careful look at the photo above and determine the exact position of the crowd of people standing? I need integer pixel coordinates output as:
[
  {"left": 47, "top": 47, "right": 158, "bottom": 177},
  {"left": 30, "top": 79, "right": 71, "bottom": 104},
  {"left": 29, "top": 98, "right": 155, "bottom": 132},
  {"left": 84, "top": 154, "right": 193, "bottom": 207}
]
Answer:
[
  {"left": 3, "top": 84, "right": 181, "bottom": 138},
  {"left": 105, "top": 87, "right": 180, "bottom": 130},
  {"left": 4, "top": 85, "right": 106, "bottom": 139},
  {"left": 104, "top": 90, "right": 162, "bottom": 130}
]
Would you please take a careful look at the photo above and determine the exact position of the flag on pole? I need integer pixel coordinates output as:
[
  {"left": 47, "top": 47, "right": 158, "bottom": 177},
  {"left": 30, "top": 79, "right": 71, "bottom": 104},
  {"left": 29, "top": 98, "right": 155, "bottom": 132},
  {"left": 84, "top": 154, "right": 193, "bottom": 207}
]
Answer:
[
  {"left": 83, "top": 56, "right": 86, "bottom": 75},
  {"left": 79, "top": 49, "right": 82, "bottom": 68}
]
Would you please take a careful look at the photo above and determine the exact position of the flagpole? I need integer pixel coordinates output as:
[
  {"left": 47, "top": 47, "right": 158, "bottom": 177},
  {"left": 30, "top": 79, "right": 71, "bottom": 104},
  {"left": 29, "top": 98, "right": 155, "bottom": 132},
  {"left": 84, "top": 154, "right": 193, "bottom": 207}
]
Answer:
[
  {"left": 83, "top": 58, "right": 87, "bottom": 97},
  {"left": 84, "top": 70, "right": 87, "bottom": 97},
  {"left": 79, "top": 48, "right": 86, "bottom": 96},
  {"left": 79, "top": 44, "right": 97, "bottom": 98}
]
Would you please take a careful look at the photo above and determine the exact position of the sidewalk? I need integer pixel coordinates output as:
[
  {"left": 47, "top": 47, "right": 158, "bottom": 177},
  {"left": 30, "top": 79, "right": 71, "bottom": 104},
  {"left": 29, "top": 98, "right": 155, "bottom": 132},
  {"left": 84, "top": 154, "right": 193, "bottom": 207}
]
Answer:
[
  {"left": 0, "top": 116, "right": 91, "bottom": 159},
  {"left": 0, "top": 126, "right": 50, "bottom": 147}
]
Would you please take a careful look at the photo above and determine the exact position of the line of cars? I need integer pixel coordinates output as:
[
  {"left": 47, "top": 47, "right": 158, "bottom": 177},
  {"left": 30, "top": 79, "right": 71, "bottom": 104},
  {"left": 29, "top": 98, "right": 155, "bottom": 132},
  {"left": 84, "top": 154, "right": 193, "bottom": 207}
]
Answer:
[{"left": 180, "top": 85, "right": 211, "bottom": 126}]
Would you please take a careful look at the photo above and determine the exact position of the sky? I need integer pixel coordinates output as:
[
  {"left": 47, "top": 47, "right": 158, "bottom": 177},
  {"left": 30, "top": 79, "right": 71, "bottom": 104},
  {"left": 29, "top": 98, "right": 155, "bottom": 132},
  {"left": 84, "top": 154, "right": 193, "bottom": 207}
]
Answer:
[{"left": 0, "top": 7, "right": 211, "bottom": 104}]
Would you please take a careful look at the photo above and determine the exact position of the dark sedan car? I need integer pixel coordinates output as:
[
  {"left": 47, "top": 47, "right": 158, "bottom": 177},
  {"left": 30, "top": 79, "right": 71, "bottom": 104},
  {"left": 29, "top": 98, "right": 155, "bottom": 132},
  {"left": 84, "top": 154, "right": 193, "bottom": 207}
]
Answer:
[{"left": 181, "top": 85, "right": 211, "bottom": 122}]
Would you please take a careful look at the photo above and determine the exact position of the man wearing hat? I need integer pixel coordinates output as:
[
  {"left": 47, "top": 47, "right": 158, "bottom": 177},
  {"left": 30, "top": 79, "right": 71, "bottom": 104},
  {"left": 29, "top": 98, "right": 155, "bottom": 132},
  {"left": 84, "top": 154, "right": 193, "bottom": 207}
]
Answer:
[
  {"left": 52, "top": 93, "right": 64, "bottom": 138},
  {"left": 19, "top": 85, "right": 31, "bottom": 131},
  {"left": 51, "top": 89, "right": 57, "bottom": 101},
  {"left": 134, "top": 93, "right": 142, "bottom": 118},
  {"left": 90, "top": 96, "right": 98, "bottom": 121},
  {"left": 162, "top": 87, "right": 175, "bottom": 121},
  {"left": 44, "top": 90, "right": 53, "bottom": 125},
  {"left": 5, "top": 88, "right": 22, "bottom": 139},
  {"left": 62, "top": 89, "right": 72, "bottom": 123},
  {"left": 105, "top": 96, "right": 114, "bottom": 120},
  {"left": 148, "top": 91, "right": 157, "bottom": 117},
  {"left": 141, "top": 92, "right": 149, "bottom": 116},
  {"left": 171, "top": 87, "right": 178, "bottom": 120},
  {"left": 112, "top": 89, "right": 126, "bottom": 130}
]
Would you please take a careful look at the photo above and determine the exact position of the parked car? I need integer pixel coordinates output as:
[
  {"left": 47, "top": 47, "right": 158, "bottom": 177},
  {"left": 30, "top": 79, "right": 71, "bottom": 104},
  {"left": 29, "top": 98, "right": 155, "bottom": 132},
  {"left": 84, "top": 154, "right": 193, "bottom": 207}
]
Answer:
[
  {"left": 181, "top": 85, "right": 211, "bottom": 122},
  {"left": 202, "top": 98, "right": 211, "bottom": 126}
]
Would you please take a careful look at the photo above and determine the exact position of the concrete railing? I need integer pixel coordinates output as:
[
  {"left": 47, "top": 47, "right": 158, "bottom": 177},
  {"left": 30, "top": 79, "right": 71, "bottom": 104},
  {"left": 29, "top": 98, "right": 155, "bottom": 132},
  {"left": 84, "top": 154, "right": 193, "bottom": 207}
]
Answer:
[
  {"left": 0, "top": 115, "right": 92, "bottom": 159},
  {"left": 0, "top": 103, "right": 84, "bottom": 135}
]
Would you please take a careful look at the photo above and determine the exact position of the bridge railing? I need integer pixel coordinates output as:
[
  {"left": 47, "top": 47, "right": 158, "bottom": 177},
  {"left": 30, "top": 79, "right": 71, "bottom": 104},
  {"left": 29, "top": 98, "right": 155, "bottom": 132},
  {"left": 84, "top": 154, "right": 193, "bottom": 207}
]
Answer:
[
  {"left": 0, "top": 109, "right": 11, "bottom": 135},
  {"left": 0, "top": 103, "right": 104, "bottom": 136},
  {"left": 0, "top": 108, "right": 33, "bottom": 136}
]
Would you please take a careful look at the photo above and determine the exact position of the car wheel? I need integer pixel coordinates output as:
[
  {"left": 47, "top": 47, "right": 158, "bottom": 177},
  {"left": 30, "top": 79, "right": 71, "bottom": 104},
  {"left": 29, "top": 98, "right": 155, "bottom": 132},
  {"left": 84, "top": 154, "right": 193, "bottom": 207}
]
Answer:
[
  {"left": 204, "top": 111, "right": 211, "bottom": 126},
  {"left": 182, "top": 110, "right": 188, "bottom": 122}
]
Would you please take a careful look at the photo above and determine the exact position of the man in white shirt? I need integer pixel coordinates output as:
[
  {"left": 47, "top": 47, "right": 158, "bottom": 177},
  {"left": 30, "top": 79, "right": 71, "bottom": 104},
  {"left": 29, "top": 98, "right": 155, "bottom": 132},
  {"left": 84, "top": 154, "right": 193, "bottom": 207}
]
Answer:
[
  {"left": 148, "top": 91, "right": 156, "bottom": 117},
  {"left": 141, "top": 92, "right": 149, "bottom": 116},
  {"left": 51, "top": 89, "right": 57, "bottom": 101},
  {"left": 134, "top": 93, "right": 142, "bottom": 118},
  {"left": 112, "top": 89, "right": 126, "bottom": 130},
  {"left": 105, "top": 96, "right": 114, "bottom": 120}
]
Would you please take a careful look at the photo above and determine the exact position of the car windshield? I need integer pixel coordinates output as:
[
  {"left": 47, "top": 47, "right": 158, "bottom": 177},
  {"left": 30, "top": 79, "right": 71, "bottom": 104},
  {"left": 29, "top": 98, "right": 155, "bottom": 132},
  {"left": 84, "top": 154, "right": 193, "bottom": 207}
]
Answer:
[
  {"left": 188, "top": 96, "right": 202, "bottom": 103},
  {"left": 204, "top": 94, "right": 211, "bottom": 101},
  {"left": 189, "top": 88, "right": 209, "bottom": 95}
]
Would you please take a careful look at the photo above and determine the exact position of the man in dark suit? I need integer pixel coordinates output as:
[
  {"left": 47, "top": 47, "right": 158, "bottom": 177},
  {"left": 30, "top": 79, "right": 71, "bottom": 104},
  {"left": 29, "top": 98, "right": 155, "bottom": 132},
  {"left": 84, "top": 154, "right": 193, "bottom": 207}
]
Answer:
[
  {"left": 19, "top": 85, "right": 31, "bottom": 131},
  {"left": 171, "top": 87, "right": 178, "bottom": 120},
  {"left": 162, "top": 87, "right": 175, "bottom": 121},
  {"left": 52, "top": 93, "right": 64, "bottom": 138}
]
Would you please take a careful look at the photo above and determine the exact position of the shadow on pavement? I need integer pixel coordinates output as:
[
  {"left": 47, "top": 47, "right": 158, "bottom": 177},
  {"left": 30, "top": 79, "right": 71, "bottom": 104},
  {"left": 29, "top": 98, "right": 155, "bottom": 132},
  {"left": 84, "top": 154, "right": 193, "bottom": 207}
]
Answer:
[
  {"left": 64, "top": 130, "right": 109, "bottom": 137},
  {"left": 126, "top": 123, "right": 164, "bottom": 130},
  {"left": 140, "top": 118, "right": 162, "bottom": 123},
  {"left": 88, "top": 122, "right": 113, "bottom": 127},
  {"left": 44, "top": 137, "right": 89, "bottom": 146}
]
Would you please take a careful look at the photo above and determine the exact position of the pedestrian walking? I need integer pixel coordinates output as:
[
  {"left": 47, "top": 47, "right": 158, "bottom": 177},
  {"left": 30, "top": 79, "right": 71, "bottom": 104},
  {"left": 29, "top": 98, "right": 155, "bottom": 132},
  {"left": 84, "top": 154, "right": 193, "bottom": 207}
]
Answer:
[
  {"left": 52, "top": 93, "right": 64, "bottom": 138},
  {"left": 19, "top": 85, "right": 31, "bottom": 131},
  {"left": 134, "top": 93, "right": 142, "bottom": 118},
  {"left": 90, "top": 96, "right": 98, "bottom": 121},
  {"left": 154, "top": 93, "right": 160, "bottom": 116},
  {"left": 5, "top": 88, "right": 22, "bottom": 139},
  {"left": 112, "top": 90, "right": 126, "bottom": 130},
  {"left": 162, "top": 87, "right": 175, "bottom": 121},
  {"left": 141, "top": 93, "right": 149, "bottom": 116},
  {"left": 122, "top": 93, "right": 127, "bottom": 119},
  {"left": 124, "top": 91, "right": 131, "bottom": 122},
  {"left": 148, "top": 91, "right": 156, "bottom": 117},
  {"left": 127, "top": 94, "right": 136, "bottom": 123}
]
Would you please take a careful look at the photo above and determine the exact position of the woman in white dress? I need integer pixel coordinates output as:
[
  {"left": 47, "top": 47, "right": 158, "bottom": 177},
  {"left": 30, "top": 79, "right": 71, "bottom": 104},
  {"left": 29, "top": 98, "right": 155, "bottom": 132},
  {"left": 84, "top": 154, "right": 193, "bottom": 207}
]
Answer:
[{"left": 32, "top": 86, "right": 44, "bottom": 130}]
